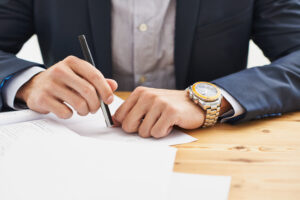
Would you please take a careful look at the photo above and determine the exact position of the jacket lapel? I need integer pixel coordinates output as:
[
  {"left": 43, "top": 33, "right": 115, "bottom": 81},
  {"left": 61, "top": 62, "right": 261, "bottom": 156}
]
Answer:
[
  {"left": 175, "top": 0, "right": 200, "bottom": 89},
  {"left": 87, "top": 0, "right": 112, "bottom": 78}
]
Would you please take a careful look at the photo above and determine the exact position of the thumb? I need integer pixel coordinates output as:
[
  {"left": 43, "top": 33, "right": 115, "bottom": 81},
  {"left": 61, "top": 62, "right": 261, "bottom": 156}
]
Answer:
[{"left": 106, "top": 79, "right": 118, "bottom": 92}]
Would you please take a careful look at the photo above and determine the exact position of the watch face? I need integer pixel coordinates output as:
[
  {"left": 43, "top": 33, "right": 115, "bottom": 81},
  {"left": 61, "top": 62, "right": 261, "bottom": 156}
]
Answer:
[{"left": 194, "top": 83, "right": 219, "bottom": 101}]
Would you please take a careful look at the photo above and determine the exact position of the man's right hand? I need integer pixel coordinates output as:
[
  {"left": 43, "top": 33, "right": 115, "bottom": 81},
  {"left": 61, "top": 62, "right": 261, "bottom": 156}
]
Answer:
[{"left": 16, "top": 56, "right": 118, "bottom": 119}]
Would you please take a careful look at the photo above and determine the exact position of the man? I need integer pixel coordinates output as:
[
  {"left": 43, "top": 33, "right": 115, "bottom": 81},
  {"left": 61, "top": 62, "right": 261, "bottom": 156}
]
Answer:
[{"left": 0, "top": 0, "right": 299, "bottom": 138}]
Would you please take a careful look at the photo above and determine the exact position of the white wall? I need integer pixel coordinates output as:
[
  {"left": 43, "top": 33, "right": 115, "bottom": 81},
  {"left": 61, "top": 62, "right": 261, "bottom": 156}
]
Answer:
[
  {"left": 247, "top": 40, "right": 270, "bottom": 68},
  {"left": 17, "top": 35, "right": 270, "bottom": 68},
  {"left": 17, "top": 35, "right": 43, "bottom": 64}
]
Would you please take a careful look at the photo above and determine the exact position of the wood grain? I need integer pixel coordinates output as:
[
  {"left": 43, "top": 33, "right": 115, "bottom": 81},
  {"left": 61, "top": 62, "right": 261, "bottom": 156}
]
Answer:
[{"left": 115, "top": 92, "right": 300, "bottom": 200}]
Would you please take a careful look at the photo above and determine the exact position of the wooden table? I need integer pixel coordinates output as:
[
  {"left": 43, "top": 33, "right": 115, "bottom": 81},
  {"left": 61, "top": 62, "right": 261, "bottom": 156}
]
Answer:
[{"left": 116, "top": 92, "right": 300, "bottom": 200}]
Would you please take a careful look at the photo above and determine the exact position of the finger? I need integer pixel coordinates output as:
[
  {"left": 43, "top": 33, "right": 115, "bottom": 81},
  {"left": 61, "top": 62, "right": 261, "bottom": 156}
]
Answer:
[
  {"left": 51, "top": 83, "right": 90, "bottom": 116},
  {"left": 150, "top": 108, "right": 177, "bottom": 138},
  {"left": 64, "top": 56, "right": 114, "bottom": 104},
  {"left": 113, "top": 88, "right": 143, "bottom": 123},
  {"left": 138, "top": 103, "right": 163, "bottom": 138},
  {"left": 41, "top": 96, "right": 73, "bottom": 119},
  {"left": 112, "top": 116, "right": 121, "bottom": 127},
  {"left": 57, "top": 67, "right": 100, "bottom": 113},
  {"left": 121, "top": 97, "right": 150, "bottom": 133},
  {"left": 106, "top": 79, "right": 118, "bottom": 92}
]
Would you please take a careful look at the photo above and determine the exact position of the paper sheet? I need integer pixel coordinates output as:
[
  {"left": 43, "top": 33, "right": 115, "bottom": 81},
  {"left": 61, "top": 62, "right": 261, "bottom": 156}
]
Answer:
[
  {"left": 169, "top": 173, "right": 231, "bottom": 200},
  {"left": 0, "top": 134, "right": 177, "bottom": 200},
  {"left": 48, "top": 95, "right": 197, "bottom": 145},
  {"left": 0, "top": 119, "right": 78, "bottom": 161},
  {"left": 0, "top": 133, "right": 230, "bottom": 200},
  {"left": 0, "top": 95, "right": 197, "bottom": 145},
  {"left": 0, "top": 109, "right": 42, "bottom": 126},
  {"left": 70, "top": 124, "right": 197, "bottom": 145}
]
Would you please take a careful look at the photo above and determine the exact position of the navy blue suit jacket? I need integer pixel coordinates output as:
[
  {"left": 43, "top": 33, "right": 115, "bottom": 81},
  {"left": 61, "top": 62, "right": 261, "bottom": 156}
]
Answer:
[{"left": 0, "top": 0, "right": 299, "bottom": 123}]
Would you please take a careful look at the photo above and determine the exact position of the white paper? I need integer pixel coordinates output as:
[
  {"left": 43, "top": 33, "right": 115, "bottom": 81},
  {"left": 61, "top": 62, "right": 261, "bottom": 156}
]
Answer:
[
  {"left": 72, "top": 124, "right": 197, "bottom": 146},
  {"left": 0, "top": 117, "right": 228, "bottom": 200},
  {"left": 0, "top": 135, "right": 177, "bottom": 200},
  {"left": 0, "top": 119, "right": 78, "bottom": 161},
  {"left": 0, "top": 95, "right": 197, "bottom": 145},
  {"left": 169, "top": 173, "right": 231, "bottom": 200},
  {"left": 0, "top": 109, "right": 42, "bottom": 126},
  {"left": 50, "top": 95, "right": 197, "bottom": 145},
  {"left": 0, "top": 133, "right": 230, "bottom": 200},
  {"left": 0, "top": 95, "right": 124, "bottom": 127}
]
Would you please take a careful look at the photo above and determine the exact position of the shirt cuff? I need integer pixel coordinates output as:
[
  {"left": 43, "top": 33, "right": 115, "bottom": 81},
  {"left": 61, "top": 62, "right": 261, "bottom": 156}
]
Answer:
[
  {"left": 3, "top": 66, "right": 45, "bottom": 110},
  {"left": 219, "top": 88, "right": 245, "bottom": 122}
]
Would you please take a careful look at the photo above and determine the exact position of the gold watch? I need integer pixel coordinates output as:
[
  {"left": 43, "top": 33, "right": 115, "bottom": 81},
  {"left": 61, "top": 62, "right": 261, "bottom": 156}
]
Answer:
[{"left": 187, "top": 82, "right": 222, "bottom": 128}]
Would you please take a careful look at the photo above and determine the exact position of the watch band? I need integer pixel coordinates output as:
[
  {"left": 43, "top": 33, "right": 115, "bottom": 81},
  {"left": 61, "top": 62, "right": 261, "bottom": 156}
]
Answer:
[
  {"left": 203, "top": 105, "right": 221, "bottom": 128},
  {"left": 186, "top": 82, "right": 222, "bottom": 128}
]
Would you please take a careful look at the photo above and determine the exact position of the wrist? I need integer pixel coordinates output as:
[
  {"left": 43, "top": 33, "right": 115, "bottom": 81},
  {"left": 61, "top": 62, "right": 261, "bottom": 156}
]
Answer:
[
  {"left": 16, "top": 72, "right": 41, "bottom": 103},
  {"left": 16, "top": 82, "right": 30, "bottom": 103},
  {"left": 219, "top": 96, "right": 232, "bottom": 116}
]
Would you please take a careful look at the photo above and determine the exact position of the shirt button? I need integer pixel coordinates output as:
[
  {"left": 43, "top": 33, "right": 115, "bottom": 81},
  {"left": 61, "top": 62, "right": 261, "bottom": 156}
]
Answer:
[
  {"left": 139, "top": 23, "right": 148, "bottom": 32},
  {"left": 139, "top": 75, "right": 147, "bottom": 84}
]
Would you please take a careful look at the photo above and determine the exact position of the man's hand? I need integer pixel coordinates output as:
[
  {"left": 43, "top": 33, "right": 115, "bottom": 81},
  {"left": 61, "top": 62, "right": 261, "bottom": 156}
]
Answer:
[
  {"left": 113, "top": 87, "right": 231, "bottom": 138},
  {"left": 16, "top": 56, "right": 118, "bottom": 119}
]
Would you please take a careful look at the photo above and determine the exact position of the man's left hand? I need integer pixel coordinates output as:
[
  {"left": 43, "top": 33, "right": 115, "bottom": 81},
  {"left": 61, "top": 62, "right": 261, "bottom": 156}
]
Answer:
[{"left": 113, "top": 87, "right": 206, "bottom": 138}]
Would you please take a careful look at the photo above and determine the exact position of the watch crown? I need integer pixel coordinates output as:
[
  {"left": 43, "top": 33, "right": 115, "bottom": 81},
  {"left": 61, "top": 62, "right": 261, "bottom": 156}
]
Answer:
[{"left": 189, "top": 92, "right": 193, "bottom": 99}]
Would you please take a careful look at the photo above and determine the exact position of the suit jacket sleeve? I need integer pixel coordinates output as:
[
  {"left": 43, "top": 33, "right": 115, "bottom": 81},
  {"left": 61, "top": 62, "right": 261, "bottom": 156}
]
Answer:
[
  {"left": 0, "top": 0, "right": 45, "bottom": 111},
  {"left": 213, "top": 0, "right": 300, "bottom": 123}
]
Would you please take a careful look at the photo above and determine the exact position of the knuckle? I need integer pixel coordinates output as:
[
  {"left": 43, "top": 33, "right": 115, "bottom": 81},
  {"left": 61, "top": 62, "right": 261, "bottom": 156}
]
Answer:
[
  {"left": 102, "top": 87, "right": 113, "bottom": 100},
  {"left": 122, "top": 121, "right": 135, "bottom": 133},
  {"left": 138, "top": 127, "right": 150, "bottom": 138},
  {"left": 134, "top": 86, "right": 147, "bottom": 94},
  {"left": 82, "top": 85, "right": 95, "bottom": 97},
  {"left": 42, "top": 82, "right": 53, "bottom": 92},
  {"left": 122, "top": 122, "right": 131, "bottom": 133},
  {"left": 153, "top": 97, "right": 167, "bottom": 107},
  {"left": 114, "top": 111, "right": 123, "bottom": 123},
  {"left": 50, "top": 65, "right": 66, "bottom": 78},
  {"left": 90, "top": 100, "right": 101, "bottom": 113},
  {"left": 151, "top": 130, "right": 164, "bottom": 139},
  {"left": 90, "top": 74, "right": 100, "bottom": 83},
  {"left": 58, "top": 109, "right": 73, "bottom": 119},
  {"left": 74, "top": 99, "right": 88, "bottom": 112},
  {"left": 64, "top": 55, "right": 78, "bottom": 65},
  {"left": 165, "top": 105, "right": 177, "bottom": 115},
  {"left": 141, "top": 91, "right": 156, "bottom": 101}
]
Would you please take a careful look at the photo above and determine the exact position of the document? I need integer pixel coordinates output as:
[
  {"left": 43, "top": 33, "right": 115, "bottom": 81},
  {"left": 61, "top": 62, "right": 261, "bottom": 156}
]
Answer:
[
  {"left": 50, "top": 95, "right": 197, "bottom": 145},
  {"left": 71, "top": 124, "right": 197, "bottom": 146},
  {"left": 169, "top": 173, "right": 231, "bottom": 200},
  {"left": 0, "top": 133, "right": 230, "bottom": 200},
  {"left": 0, "top": 109, "right": 42, "bottom": 126},
  {"left": 0, "top": 95, "right": 197, "bottom": 146},
  {"left": 0, "top": 119, "right": 79, "bottom": 162},
  {"left": 0, "top": 133, "right": 177, "bottom": 200}
]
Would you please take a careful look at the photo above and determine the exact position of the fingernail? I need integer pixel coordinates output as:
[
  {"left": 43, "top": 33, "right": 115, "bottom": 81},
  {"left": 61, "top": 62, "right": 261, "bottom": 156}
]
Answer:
[{"left": 106, "top": 95, "right": 114, "bottom": 104}]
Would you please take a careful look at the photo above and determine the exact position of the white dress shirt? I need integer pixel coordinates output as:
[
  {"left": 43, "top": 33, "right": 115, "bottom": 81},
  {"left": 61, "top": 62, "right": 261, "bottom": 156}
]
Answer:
[{"left": 3, "top": 0, "right": 245, "bottom": 120}]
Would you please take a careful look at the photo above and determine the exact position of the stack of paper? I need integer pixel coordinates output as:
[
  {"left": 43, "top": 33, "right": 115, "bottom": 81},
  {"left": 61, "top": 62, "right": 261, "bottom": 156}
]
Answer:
[
  {"left": 0, "top": 96, "right": 231, "bottom": 200},
  {"left": 0, "top": 124, "right": 176, "bottom": 200}
]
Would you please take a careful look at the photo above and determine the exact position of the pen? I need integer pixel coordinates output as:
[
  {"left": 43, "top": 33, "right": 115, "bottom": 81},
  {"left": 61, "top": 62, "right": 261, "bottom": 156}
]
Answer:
[{"left": 78, "top": 34, "right": 113, "bottom": 127}]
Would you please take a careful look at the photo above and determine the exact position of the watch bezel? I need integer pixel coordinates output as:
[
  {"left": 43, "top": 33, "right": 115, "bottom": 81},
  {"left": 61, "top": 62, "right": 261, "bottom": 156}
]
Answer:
[{"left": 191, "top": 82, "right": 221, "bottom": 102}]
